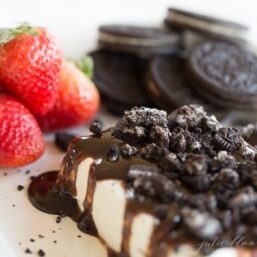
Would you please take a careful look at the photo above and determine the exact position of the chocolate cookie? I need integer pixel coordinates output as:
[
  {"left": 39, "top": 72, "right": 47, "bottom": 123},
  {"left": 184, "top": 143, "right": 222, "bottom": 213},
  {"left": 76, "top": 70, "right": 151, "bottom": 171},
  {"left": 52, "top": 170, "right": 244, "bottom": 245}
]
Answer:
[
  {"left": 88, "top": 50, "right": 152, "bottom": 115},
  {"left": 165, "top": 8, "right": 248, "bottom": 41},
  {"left": 146, "top": 55, "right": 223, "bottom": 116},
  {"left": 186, "top": 40, "right": 257, "bottom": 110},
  {"left": 98, "top": 25, "right": 182, "bottom": 57}
]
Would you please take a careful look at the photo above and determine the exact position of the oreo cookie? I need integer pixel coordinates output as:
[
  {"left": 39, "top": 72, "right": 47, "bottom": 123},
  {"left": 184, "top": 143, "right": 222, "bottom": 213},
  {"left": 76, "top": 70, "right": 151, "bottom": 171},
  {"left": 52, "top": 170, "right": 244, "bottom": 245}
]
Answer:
[
  {"left": 88, "top": 50, "right": 152, "bottom": 115},
  {"left": 186, "top": 40, "right": 257, "bottom": 110},
  {"left": 98, "top": 25, "right": 182, "bottom": 57},
  {"left": 165, "top": 8, "right": 248, "bottom": 41},
  {"left": 146, "top": 55, "right": 223, "bottom": 116}
]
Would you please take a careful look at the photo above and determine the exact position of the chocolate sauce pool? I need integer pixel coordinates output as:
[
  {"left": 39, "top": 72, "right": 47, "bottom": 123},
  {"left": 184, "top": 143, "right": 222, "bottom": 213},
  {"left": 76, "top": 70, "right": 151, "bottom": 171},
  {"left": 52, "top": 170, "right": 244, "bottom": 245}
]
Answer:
[{"left": 28, "top": 171, "right": 81, "bottom": 218}]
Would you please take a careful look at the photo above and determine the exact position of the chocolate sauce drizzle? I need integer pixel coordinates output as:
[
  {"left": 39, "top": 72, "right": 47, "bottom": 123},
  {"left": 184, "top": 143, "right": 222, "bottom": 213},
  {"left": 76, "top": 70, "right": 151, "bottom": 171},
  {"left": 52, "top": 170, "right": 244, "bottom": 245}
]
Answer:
[
  {"left": 28, "top": 129, "right": 257, "bottom": 257},
  {"left": 28, "top": 130, "right": 157, "bottom": 256}
]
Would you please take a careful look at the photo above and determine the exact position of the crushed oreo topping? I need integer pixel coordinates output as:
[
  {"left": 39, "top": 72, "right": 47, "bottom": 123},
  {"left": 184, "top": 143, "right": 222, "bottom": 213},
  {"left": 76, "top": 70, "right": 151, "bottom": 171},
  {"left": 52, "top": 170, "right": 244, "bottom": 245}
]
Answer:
[
  {"left": 127, "top": 165, "right": 160, "bottom": 179},
  {"left": 106, "top": 144, "right": 120, "bottom": 162},
  {"left": 212, "top": 127, "right": 242, "bottom": 152},
  {"left": 121, "top": 143, "right": 138, "bottom": 159},
  {"left": 149, "top": 125, "right": 170, "bottom": 148},
  {"left": 183, "top": 154, "right": 207, "bottom": 176},
  {"left": 85, "top": 105, "right": 257, "bottom": 253},
  {"left": 229, "top": 186, "right": 257, "bottom": 208},
  {"left": 124, "top": 107, "right": 168, "bottom": 127},
  {"left": 89, "top": 119, "right": 103, "bottom": 135},
  {"left": 128, "top": 167, "right": 177, "bottom": 203},
  {"left": 168, "top": 105, "right": 206, "bottom": 129},
  {"left": 141, "top": 143, "right": 167, "bottom": 161},
  {"left": 182, "top": 207, "right": 222, "bottom": 240}
]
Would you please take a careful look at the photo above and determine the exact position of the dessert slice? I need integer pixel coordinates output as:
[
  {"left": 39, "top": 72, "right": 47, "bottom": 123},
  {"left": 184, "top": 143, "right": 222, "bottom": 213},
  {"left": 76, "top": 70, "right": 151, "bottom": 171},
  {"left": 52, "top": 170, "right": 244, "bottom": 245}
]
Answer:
[{"left": 29, "top": 105, "right": 257, "bottom": 257}]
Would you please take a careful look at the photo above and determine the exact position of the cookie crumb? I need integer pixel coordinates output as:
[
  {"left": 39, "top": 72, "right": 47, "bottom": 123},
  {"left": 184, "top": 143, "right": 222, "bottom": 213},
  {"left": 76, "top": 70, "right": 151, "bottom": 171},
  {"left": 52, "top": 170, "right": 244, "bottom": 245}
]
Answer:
[
  {"left": 106, "top": 144, "right": 120, "bottom": 162},
  {"left": 38, "top": 234, "right": 44, "bottom": 239},
  {"left": 53, "top": 240, "right": 57, "bottom": 244},
  {"left": 3, "top": 172, "right": 7, "bottom": 176},
  {"left": 78, "top": 235, "right": 81, "bottom": 238},
  {"left": 38, "top": 249, "right": 45, "bottom": 257},
  {"left": 25, "top": 170, "right": 31, "bottom": 175},
  {"left": 17, "top": 185, "right": 24, "bottom": 191},
  {"left": 30, "top": 238, "right": 35, "bottom": 242},
  {"left": 25, "top": 248, "right": 32, "bottom": 254},
  {"left": 12, "top": 204, "right": 15, "bottom": 207},
  {"left": 56, "top": 216, "right": 61, "bottom": 223},
  {"left": 89, "top": 119, "right": 103, "bottom": 135}
]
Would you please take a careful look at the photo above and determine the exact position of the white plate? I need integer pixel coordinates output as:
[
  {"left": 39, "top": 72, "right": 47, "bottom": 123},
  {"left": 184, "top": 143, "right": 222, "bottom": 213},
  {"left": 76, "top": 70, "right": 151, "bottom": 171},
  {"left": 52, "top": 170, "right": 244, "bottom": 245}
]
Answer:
[
  {"left": 0, "top": 109, "right": 117, "bottom": 257},
  {"left": 1, "top": 1, "right": 257, "bottom": 256}
]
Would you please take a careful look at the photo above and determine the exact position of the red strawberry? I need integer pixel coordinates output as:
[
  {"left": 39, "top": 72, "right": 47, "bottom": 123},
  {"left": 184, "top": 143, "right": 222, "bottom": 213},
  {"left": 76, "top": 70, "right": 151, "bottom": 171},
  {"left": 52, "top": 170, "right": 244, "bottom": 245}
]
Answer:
[
  {"left": 0, "top": 95, "right": 45, "bottom": 167},
  {"left": 0, "top": 23, "right": 62, "bottom": 115},
  {"left": 37, "top": 60, "right": 100, "bottom": 131}
]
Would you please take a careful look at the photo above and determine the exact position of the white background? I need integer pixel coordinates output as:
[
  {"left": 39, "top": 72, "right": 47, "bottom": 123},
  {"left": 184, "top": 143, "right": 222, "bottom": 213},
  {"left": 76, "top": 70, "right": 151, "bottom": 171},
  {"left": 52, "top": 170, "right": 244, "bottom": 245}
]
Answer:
[
  {"left": 1, "top": 0, "right": 257, "bottom": 59},
  {"left": 0, "top": 1, "right": 257, "bottom": 256}
]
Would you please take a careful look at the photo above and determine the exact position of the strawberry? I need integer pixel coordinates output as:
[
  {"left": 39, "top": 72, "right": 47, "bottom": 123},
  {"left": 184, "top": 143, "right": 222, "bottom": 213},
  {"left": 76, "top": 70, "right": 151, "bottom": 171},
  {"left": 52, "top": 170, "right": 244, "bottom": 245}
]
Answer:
[
  {"left": 0, "top": 95, "right": 45, "bottom": 167},
  {"left": 0, "top": 23, "right": 62, "bottom": 115},
  {"left": 37, "top": 60, "right": 100, "bottom": 131}
]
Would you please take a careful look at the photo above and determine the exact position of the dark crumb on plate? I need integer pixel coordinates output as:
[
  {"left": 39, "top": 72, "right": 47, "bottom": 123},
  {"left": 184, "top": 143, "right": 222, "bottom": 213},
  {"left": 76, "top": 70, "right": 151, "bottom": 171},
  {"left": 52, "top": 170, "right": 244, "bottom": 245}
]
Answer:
[
  {"left": 25, "top": 170, "right": 31, "bottom": 175},
  {"left": 17, "top": 185, "right": 24, "bottom": 191},
  {"left": 38, "top": 234, "right": 44, "bottom": 239},
  {"left": 53, "top": 240, "right": 57, "bottom": 244},
  {"left": 52, "top": 230, "right": 56, "bottom": 234},
  {"left": 19, "top": 242, "right": 21, "bottom": 245},
  {"left": 12, "top": 204, "right": 15, "bottom": 207},
  {"left": 56, "top": 216, "right": 61, "bottom": 223},
  {"left": 25, "top": 248, "right": 32, "bottom": 254},
  {"left": 38, "top": 249, "right": 45, "bottom": 257},
  {"left": 78, "top": 235, "right": 82, "bottom": 238},
  {"left": 30, "top": 238, "right": 35, "bottom": 242},
  {"left": 89, "top": 119, "right": 103, "bottom": 135},
  {"left": 3, "top": 172, "right": 7, "bottom": 176},
  {"left": 58, "top": 227, "right": 61, "bottom": 230}
]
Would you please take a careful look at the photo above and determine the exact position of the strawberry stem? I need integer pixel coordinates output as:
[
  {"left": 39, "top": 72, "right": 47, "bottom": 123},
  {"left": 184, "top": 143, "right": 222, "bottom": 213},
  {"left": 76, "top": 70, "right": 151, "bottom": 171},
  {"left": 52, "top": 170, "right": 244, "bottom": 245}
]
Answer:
[
  {"left": 76, "top": 56, "right": 94, "bottom": 79},
  {"left": 0, "top": 22, "right": 39, "bottom": 44}
]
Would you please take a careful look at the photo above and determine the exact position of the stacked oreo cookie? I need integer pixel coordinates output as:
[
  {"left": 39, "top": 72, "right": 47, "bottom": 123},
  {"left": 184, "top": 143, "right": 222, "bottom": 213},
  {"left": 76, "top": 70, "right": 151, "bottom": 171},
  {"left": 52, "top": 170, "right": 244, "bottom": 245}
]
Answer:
[
  {"left": 87, "top": 7, "right": 257, "bottom": 124},
  {"left": 88, "top": 25, "right": 183, "bottom": 114}
]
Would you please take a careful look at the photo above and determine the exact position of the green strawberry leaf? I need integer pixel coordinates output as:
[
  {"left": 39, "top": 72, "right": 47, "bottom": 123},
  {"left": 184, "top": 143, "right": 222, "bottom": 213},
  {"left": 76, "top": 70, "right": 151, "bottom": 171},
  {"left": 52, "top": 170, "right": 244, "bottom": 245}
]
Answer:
[
  {"left": 0, "top": 22, "right": 39, "bottom": 45},
  {"left": 76, "top": 56, "right": 94, "bottom": 79}
]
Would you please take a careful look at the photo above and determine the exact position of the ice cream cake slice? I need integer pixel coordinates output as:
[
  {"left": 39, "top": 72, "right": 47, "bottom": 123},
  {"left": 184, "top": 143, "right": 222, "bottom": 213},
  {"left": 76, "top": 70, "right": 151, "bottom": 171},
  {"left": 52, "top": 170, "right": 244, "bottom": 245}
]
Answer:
[{"left": 29, "top": 105, "right": 257, "bottom": 257}]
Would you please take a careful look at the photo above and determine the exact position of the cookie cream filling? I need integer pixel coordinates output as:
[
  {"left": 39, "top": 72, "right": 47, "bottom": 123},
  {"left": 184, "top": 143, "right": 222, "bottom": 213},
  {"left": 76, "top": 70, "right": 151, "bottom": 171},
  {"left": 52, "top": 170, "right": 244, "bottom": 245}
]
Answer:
[
  {"left": 167, "top": 12, "right": 245, "bottom": 38},
  {"left": 99, "top": 31, "right": 179, "bottom": 47}
]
